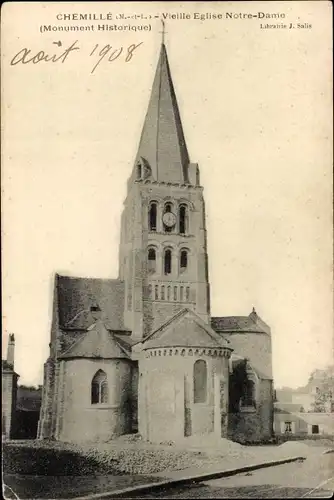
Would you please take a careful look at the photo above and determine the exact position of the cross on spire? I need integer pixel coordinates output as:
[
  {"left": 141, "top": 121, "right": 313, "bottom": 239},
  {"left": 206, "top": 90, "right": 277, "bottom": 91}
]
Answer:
[{"left": 160, "top": 19, "right": 167, "bottom": 44}]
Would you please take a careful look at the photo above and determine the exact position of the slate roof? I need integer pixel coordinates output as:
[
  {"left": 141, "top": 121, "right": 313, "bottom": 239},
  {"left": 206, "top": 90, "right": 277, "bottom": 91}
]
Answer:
[
  {"left": 114, "top": 333, "right": 137, "bottom": 350},
  {"left": 133, "top": 43, "right": 190, "bottom": 184},
  {"left": 59, "top": 320, "right": 131, "bottom": 359},
  {"left": 142, "top": 308, "right": 232, "bottom": 350},
  {"left": 211, "top": 309, "right": 270, "bottom": 334},
  {"left": 56, "top": 274, "right": 126, "bottom": 331}
]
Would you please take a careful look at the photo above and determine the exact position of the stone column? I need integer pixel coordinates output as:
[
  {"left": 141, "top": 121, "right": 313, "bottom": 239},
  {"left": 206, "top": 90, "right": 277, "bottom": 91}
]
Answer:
[
  {"left": 137, "top": 359, "right": 148, "bottom": 440},
  {"left": 55, "top": 361, "right": 65, "bottom": 440},
  {"left": 213, "top": 374, "right": 221, "bottom": 437},
  {"left": 38, "top": 359, "right": 55, "bottom": 439}
]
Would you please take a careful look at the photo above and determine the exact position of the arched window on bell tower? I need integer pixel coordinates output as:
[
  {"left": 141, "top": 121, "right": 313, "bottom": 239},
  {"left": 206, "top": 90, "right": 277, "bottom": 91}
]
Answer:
[
  {"left": 149, "top": 202, "right": 157, "bottom": 232},
  {"left": 180, "top": 249, "right": 188, "bottom": 274},
  {"left": 179, "top": 204, "right": 188, "bottom": 235},
  {"left": 164, "top": 248, "right": 172, "bottom": 275},
  {"left": 147, "top": 247, "right": 156, "bottom": 274}
]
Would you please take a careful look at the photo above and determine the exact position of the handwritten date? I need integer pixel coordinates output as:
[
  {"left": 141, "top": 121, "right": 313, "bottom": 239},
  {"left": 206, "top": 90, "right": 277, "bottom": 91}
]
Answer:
[
  {"left": 10, "top": 41, "right": 143, "bottom": 74},
  {"left": 89, "top": 42, "right": 142, "bottom": 73}
]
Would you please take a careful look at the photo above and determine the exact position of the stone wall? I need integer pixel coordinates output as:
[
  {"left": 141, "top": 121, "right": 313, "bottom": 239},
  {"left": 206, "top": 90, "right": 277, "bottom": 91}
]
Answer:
[
  {"left": 131, "top": 362, "right": 139, "bottom": 432},
  {"left": 274, "top": 412, "right": 308, "bottom": 435},
  {"left": 59, "top": 358, "right": 133, "bottom": 442},
  {"left": 226, "top": 332, "right": 273, "bottom": 379},
  {"left": 139, "top": 348, "right": 230, "bottom": 443},
  {"left": 2, "top": 372, "right": 17, "bottom": 439},
  {"left": 121, "top": 179, "right": 210, "bottom": 340},
  {"left": 37, "top": 358, "right": 55, "bottom": 439}
]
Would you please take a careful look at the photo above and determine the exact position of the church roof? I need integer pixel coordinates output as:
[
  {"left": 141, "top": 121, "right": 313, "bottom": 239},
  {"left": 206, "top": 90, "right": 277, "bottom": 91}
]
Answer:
[
  {"left": 59, "top": 320, "right": 131, "bottom": 359},
  {"left": 133, "top": 43, "right": 190, "bottom": 184},
  {"left": 141, "top": 308, "right": 232, "bottom": 350},
  {"left": 211, "top": 309, "right": 270, "bottom": 334},
  {"left": 114, "top": 333, "right": 137, "bottom": 350},
  {"left": 56, "top": 274, "right": 126, "bottom": 331}
]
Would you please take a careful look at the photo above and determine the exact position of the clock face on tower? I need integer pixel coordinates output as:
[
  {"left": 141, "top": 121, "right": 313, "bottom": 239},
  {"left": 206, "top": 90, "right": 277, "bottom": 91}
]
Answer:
[{"left": 162, "top": 212, "right": 176, "bottom": 228}]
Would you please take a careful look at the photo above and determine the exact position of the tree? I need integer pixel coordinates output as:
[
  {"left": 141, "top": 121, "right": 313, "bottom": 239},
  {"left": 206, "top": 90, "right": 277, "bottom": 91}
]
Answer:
[{"left": 308, "top": 365, "right": 334, "bottom": 413}]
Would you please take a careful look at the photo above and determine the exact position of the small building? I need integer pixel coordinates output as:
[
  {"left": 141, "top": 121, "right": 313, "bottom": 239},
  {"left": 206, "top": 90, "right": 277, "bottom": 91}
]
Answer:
[
  {"left": 2, "top": 334, "right": 19, "bottom": 439},
  {"left": 274, "top": 402, "right": 334, "bottom": 436}
]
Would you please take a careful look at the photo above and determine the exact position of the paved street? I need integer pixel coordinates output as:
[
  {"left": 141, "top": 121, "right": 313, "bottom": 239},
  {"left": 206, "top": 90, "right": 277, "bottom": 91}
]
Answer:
[{"left": 138, "top": 453, "right": 334, "bottom": 498}]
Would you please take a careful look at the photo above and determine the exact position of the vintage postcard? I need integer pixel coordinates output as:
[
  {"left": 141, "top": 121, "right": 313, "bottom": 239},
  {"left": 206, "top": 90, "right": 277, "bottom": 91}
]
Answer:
[{"left": 1, "top": 1, "right": 333, "bottom": 499}]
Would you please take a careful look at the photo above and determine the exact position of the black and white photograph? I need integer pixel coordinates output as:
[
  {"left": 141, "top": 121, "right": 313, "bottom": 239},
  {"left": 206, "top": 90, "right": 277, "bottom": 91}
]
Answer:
[{"left": 1, "top": 1, "right": 333, "bottom": 498}]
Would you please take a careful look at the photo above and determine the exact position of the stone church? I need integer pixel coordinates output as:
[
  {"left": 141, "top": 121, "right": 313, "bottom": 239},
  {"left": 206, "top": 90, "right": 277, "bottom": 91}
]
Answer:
[{"left": 37, "top": 41, "right": 274, "bottom": 444}]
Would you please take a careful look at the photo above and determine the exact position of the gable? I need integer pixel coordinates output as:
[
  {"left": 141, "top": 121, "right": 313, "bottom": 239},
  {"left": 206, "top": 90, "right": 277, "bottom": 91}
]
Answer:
[
  {"left": 60, "top": 320, "right": 130, "bottom": 359},
  {"left": 142, "top": 309, "right": 231, "bottom": 350}
]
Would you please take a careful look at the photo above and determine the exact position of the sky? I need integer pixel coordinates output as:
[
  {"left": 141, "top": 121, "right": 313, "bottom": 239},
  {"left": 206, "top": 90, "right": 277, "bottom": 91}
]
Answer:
[{"left": 2, "top": 1, "right": 333, "bottom": 388}]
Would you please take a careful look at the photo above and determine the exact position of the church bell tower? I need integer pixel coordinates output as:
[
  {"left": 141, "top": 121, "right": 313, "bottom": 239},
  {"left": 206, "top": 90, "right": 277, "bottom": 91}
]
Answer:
[{"left": 118, "top": 40, "right": 211, "bottom": 340}]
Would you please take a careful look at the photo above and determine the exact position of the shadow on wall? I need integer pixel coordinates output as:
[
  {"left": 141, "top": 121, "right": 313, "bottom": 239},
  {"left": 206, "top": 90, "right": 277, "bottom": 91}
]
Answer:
[
  {"left": 228, "top": 360, "right": 260, "bottom": 444},
  {"left": 12, "top": 386, "right": 42, "bottom": 439},
  {"left": 228, "top": 359, "right": 251, "bottom": 413},
  {"left": 14, "top": 411, "right": 40, "bottom": 440}
]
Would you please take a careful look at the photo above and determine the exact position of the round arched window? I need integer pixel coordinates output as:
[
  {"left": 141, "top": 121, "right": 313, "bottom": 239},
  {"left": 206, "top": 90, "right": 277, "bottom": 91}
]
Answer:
[
  {"left": 91, "top": 370, "right": 108, "bottom": 404},
  {"left": 149, "top": 203, "right": 157, "bottom": 231},
  {"left": 164, "top": 249, "right": 172, "bottom": 275},
  {"left": 179, "top": 205, "right": 188, "bottom": 234},
  {"left": 147, "top": 247, "right": 156, "bottom": 274},
  {"left": 180, "top": 249, "right": 188, "bottom": 273}
]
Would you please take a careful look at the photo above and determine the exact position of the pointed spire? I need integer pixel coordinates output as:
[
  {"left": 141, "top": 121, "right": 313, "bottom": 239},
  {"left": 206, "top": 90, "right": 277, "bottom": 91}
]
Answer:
[
  {"left": 160, "top": 19, "right": 166, "bottom": 45},
  {"left": 134, "top": 40, "right": 190, "bottom": 184}
]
